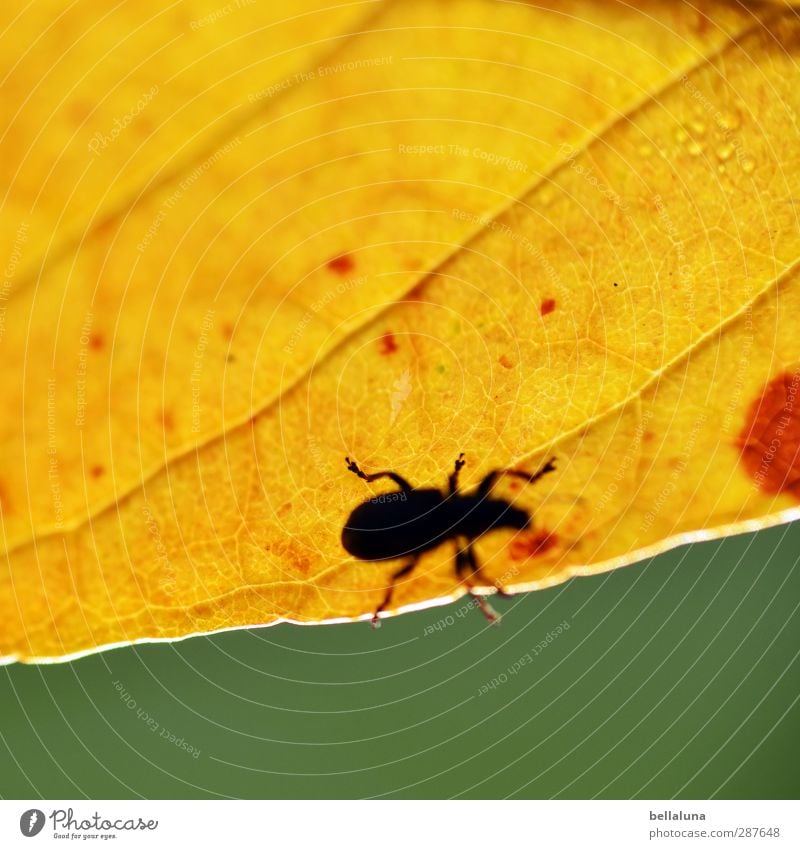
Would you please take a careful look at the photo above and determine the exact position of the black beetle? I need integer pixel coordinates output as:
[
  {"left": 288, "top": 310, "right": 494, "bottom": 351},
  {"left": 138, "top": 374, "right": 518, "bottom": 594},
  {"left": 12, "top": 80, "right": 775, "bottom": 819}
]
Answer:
[{"left": 341, "top": 453, "right": 557, "bottom": 625}]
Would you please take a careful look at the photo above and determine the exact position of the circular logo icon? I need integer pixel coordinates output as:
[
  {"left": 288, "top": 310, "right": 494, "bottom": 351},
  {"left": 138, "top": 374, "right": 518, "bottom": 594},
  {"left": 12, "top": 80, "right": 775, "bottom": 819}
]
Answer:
[{"left": 19, "top": 809, "right": 45, "bottom": 837}]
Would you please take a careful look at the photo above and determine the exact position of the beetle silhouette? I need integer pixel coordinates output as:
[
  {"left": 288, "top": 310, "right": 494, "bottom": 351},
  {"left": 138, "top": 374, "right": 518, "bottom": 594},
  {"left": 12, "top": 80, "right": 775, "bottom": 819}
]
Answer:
[{"left": 341, "top": 453, "right": 557, "bottom": 626}]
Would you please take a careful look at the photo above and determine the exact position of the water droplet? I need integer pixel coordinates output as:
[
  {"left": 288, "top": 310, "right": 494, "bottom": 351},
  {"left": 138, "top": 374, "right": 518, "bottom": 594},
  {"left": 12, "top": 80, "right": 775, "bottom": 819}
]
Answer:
[
  {"left": 638, "top": 142, "right": 654, "bottom": 158},
  {"left": 687, "top": 140, "right": 703, "bottom": 156},
  {"left": 717, "top": 109, "right": 741, "bottom": 132},
  {"left": 741, "top": 157, "right": 756, "bottom": 174},
  {"left": 689, "top": 119, "right": 706, "bottom": 136},
  {"left": 716, "top": 143, "right": 733, "bottom": 162}
]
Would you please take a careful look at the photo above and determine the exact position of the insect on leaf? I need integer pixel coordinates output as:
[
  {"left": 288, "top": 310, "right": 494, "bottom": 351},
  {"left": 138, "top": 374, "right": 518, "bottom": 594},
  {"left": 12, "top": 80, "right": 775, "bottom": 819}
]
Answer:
[{"left": 1, "top": 0, "right": 799, "bottom": 661}]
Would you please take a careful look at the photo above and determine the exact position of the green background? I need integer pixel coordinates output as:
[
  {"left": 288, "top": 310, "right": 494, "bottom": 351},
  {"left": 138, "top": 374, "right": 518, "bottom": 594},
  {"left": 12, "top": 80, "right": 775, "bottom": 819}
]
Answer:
[{"left": 1, "top": 522, "right": 798, "bottom": 800}]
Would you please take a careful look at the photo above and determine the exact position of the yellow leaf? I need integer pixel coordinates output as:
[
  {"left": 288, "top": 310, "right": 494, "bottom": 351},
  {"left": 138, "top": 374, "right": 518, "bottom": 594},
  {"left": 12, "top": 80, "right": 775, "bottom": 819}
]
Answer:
[{"left": 1, "top": 1, "right": 799, "bottom": 661}]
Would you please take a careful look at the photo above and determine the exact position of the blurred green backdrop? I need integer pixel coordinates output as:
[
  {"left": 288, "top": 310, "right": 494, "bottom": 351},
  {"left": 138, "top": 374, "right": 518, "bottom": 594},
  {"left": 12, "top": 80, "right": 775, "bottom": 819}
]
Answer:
[{"left": 1, "top": 521, "right": 798, "bottom": 800}]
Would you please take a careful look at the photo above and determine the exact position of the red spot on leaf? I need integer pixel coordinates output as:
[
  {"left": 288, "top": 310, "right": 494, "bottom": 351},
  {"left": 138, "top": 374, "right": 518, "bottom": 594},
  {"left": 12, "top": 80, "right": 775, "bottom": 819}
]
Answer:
[
  {"left": 499, "top": 354, "right": 514, "bottom": 369},
  {"left": 510, "top": 530, "right": 559, "bottom": 561},
  {"left": 161, "top": 409, "right": 175, "bottom": 432},
  {"left": 693, "top": 10, "right": 712, "bottom": 36},
  {"left": 379, "top": 332, "right": 398, "bottom": 355},
  {"left": 739, "top": 370, "right": 800, "bottom": 499},
  {"left": 89, "top": 333, "right": 104, "bottom": 351},
  {"left": 327, "top": 254, "right": 354, "bottom": 275},
  {"left": 90, "top": 465, "right": 105, "bottom": 479},
  {"left": 540, "top": 298, "right": 556, "bottom": 316},
  {"left": 405, "top": 283, "right": 426, "bottom": 303}
]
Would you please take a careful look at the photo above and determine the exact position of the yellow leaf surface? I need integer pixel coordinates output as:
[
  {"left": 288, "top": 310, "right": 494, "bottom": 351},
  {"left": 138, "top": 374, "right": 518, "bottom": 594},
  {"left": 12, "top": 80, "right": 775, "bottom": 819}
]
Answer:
[{"left": 1, "top": 1, "right": 799, "bottom": 661}]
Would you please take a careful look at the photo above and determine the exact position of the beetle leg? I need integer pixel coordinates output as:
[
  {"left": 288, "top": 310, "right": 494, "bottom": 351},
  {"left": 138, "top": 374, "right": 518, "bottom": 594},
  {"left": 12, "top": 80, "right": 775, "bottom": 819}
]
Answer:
[
  {"left": 372, "top": 557, "right": 419, "bottom": 628},
  {"left": 345, "top": 456, "right": 413, "bottom": 491},
  {"left": 455, "top": 539, "right": 500, "bottom": 624},
  {"left": 466, "top": 542, "right": 513, "bottom": 598},
  {"left": 448, "top": 452, "right": 466, "bottom": 494},
  {"left": 476, "top": 456, "right": 557, "bottom": 500}
]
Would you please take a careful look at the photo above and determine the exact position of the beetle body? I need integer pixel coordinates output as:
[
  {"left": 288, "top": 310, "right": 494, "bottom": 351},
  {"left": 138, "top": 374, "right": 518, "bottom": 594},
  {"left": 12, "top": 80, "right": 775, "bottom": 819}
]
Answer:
[
  {"left": 341, "top": 454, "right": 556, "bottom": 625},
  {"left": 342, "top": 489, "right": 530, "bottom": 561}
]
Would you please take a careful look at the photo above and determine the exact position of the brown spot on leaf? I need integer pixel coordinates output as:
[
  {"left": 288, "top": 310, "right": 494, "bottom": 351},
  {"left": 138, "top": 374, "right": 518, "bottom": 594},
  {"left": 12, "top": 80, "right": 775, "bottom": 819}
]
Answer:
[
  {"left": 327, "top": 254, "right": 354, "bottom": 275},
  {"left": 294, "top": 554, "right": 312, "bottom": 575},
  {"left": 540, "top": 298, "right": 556, "bottom": 316},
  {"left": 693, "top": 9, "right": 712, "bottom": 37},
  {"left": 510, "top": 530, "right": 559, "bottom": 561},
  {"left": 739, "top": 369, "right": 800, "bottom": 499},
  {"left": 90, "top": 465, "right": 105, "bottom": 479},
  {"left": 89, "top": 333, "right": 104, "bottom": 351},
  {"left": 161, "top": 409, "right": 175, "bottom": 432},
  {"left": 405, "top": 283, "right": 426, "bottom": 303},
  {"left": 379, "top": 332, "right": 398, "bottom": 355}
]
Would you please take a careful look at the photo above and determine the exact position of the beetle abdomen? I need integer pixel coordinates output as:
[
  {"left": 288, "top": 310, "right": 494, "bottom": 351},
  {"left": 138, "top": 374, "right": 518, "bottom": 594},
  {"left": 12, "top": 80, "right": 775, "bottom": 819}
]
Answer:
[{"left": 341, "top": 489, "right": 451, "bottom": 561}]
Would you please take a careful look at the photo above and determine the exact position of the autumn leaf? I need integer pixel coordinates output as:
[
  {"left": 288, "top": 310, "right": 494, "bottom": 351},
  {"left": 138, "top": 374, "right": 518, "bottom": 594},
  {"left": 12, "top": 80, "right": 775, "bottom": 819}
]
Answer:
[{"left": 1, "top": 1, "right": 799, "bottom": 662}]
